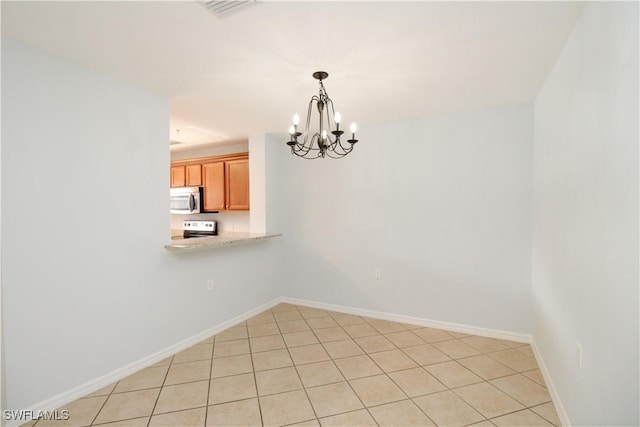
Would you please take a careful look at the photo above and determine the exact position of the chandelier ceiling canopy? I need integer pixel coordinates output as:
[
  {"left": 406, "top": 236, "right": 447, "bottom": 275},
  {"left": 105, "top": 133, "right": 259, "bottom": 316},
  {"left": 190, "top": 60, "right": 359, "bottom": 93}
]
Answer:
[{"left": 287, "top": 71, "right": 358, "bottom": 159}]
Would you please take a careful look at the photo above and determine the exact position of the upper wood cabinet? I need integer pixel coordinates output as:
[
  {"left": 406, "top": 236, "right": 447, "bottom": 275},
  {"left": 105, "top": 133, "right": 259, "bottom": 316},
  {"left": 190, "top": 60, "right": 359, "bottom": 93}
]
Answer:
[
  {"left": 170, "top": 166, "right": 185, "bottom": 187},
  {"left": 202, "top": 161, "right": 225, "bottom": 211},
  {"left": 170, "top": 164, "right": 201, "bottom": 188},
  {"left": 171, "top": 152, "right": 249, "bottom": 211},
  {"left": 225, "top": 159, "right": 250, "bottom": 210},
  {"left": 186, "top": 164, "right": 202, "bottom": 186}
]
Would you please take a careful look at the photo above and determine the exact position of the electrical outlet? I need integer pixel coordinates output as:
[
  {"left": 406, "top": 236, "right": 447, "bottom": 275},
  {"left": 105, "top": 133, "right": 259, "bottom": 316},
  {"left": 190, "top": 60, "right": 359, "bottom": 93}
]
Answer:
[
  {"left": 576, "top": 341, "right": 583, "bottom": 368},
  {"left": 207, "top": 280, "right": 214, "bottom": 291},
  {"left": 374, "top": 268, "right": 382, "bottom": 279}
]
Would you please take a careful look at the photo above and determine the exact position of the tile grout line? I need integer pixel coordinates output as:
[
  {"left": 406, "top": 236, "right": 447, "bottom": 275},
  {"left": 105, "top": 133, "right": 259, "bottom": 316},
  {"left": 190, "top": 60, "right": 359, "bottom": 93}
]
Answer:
[
  {"left": 280, "top": 306, "right": 322, "bottom": 423},
  {"left": 246, "top": 315, "right": 266, "bottom": 426},
  {"left": 88, "top": 373, "right": 124, "bottom": 426},
  {"left": 485, "top": 374, "right": 552, "bottom": 408},
  {"left": 484, "top": 406, "right": 552, "bottom": 424},
  {"left": 527, "top": 403, "right": 561, "bottom": 427},
  {"left": 142, "top": 354, "right": 173, "bottom": 427},
  {"left": 203, "top": 334, "right": 216, "bottom": 427}
]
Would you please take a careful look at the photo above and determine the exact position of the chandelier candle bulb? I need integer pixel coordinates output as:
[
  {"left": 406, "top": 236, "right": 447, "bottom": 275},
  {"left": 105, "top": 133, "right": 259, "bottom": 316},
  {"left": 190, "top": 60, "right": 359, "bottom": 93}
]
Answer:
[
  {"left": 350, "top": 123, "right": 357, "bottom": 139},
  {"left": 293, "top": 114, "right": 300, "bottom": 126},
  {"left": 334, "top": 112, "right": 341, "bottom": 124}
]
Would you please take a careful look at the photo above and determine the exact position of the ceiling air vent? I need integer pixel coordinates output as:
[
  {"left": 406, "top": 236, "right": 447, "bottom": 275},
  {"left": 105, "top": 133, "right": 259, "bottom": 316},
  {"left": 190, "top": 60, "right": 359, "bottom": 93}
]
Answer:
[{"left": 201, "top": 0, "right": 258, "bottom": 18}]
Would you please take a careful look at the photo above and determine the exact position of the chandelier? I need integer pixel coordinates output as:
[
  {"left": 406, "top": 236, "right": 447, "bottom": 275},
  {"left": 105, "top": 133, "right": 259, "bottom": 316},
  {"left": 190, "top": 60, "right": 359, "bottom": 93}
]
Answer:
[{"left": 287, "top": 71, "right": 358, "bottom": 159}]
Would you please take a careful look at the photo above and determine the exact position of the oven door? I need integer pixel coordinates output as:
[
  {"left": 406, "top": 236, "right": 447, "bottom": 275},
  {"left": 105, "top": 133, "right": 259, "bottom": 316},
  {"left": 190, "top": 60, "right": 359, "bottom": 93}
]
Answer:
[{"left": 170, "top": 187, "right": 202, "bottom": 214}]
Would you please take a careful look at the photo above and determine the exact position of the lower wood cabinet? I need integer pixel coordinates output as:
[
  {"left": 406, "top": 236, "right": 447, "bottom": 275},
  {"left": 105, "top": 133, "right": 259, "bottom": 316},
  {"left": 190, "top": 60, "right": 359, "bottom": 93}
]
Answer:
[{"left": 172, "top": 152, "right": 249, "bottom": 211}]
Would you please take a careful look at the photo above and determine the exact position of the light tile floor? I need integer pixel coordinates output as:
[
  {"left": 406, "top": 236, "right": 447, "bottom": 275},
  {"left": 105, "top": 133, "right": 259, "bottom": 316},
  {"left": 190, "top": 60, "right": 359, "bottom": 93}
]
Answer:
[{"left": 28, "top": 303, "right": 561, "bottom": 427}]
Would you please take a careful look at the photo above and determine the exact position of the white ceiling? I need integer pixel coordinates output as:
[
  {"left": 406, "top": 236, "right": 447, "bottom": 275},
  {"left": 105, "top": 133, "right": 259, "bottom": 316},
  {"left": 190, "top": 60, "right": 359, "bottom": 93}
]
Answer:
[{"left": 2, "top": 1, "right": 584, "bottom": 149}]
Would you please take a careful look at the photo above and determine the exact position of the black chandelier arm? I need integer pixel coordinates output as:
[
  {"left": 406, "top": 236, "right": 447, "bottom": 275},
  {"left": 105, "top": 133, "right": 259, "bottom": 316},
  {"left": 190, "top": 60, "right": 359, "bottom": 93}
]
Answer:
[
  {"left": 325, "top": 141, "right": 354, "bottom": 159},
  {"left": 295, "top": 150, "right": 323, "bottom": 159},
  {"left": 290, "top": 140, "right": 352, "bottom": 159},
  {"left": 291, "top": 130, "right": 355, "bottom": 159},
  {"left": 290, "top": 141, "right": 315, "bottom": 158},
  {"left": 325, "top": 149, "right": 352, "bottom": 159},
  {"left": 337, "top": 137, "right": 354, "bottom": 151},
  {"left": 290, "top": 132, "right": 325, "bottom": 159},
  {"left": 290, "top": 142, "right": 323, "bottom": 159}
]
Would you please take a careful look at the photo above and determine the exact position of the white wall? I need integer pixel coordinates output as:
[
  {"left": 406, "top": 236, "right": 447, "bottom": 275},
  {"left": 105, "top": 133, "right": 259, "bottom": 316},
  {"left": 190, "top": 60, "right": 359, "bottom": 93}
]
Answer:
[
  {"left": 276, "top": 105, "right": 534, "bottom": 334},
  {"left": 532, "top": 2, "right": 639, "bottom": 426},
  {"left": 1, "top": 39, "right": 282, "bottom": 411},
  {"left": 248, "top": 134, "right": 266, "bottom": 234},
  {"left": 0, "top": 31, "right": 4, "bottom": 414}
]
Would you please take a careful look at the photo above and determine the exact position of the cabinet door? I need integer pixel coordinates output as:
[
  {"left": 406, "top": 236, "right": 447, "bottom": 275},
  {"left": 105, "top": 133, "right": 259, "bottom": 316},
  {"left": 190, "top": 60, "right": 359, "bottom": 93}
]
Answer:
[
  {"left": 170, "top": 166, "right": 185, "bottom": 187},
  {"left": 225, "top": 159, "right": 250, "bottom": 210},
  {"left": 202, "top": 162, "right": 225, "bottom": 211},
  {"left": 185, "top": 164, "right": 202, "bottom": 186}
]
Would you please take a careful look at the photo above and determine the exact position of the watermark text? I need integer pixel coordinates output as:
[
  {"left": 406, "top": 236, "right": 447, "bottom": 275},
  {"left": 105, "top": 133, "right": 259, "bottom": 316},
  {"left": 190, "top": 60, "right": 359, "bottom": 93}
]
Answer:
[{"left": 3, "top": 409, "right": 70, "bottom": 422}]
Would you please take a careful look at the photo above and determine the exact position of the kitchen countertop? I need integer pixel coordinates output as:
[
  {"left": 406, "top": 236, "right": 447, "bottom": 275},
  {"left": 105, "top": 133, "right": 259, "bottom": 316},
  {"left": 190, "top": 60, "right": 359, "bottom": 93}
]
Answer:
[{"left": 165, "top": 231, "right": 282, "bottom": 252}]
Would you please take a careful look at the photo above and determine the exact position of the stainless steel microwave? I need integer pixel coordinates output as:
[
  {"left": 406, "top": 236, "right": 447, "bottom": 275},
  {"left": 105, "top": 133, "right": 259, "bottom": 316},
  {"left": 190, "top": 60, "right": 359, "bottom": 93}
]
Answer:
[{"left": 170, "top": 186, "right": 202, "bottom": 214}]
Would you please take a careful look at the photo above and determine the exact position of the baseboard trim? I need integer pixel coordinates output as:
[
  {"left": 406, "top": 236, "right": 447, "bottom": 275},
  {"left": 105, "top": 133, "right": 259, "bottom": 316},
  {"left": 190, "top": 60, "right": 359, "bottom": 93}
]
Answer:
[
  {"left": 8, "top": 297, "right": 282, "bottom": 427},
  {"left": 531, "top": 340, "right": 571, "bottom": 426},
  {"left": 281, "top": 297, "right": 531, "bottom": 343}
]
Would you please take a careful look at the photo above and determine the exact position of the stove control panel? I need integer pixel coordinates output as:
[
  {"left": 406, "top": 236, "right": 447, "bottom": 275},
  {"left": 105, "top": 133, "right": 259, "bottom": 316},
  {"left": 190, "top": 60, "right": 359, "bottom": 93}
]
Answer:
[{"left": 183, "top": 220, "right": 217, "bottom": 232}]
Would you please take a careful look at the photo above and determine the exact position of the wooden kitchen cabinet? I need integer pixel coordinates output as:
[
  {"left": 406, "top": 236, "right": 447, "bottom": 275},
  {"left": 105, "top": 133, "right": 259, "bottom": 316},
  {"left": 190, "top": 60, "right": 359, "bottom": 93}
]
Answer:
[
  {"left": 170, "top": 166, "right": 185, "bottom": 187},
  {"left": 170, "top": 164, "right": 201, "bottom": 187},
  {"left": 185, "top": 164, "right": 202, "bottom": 186},
  {"left": 202, "top": 161, "right": 225, "bottom": 211},
  {"left": 225, "top": 159, "right": 250, "bottom": 210}
]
